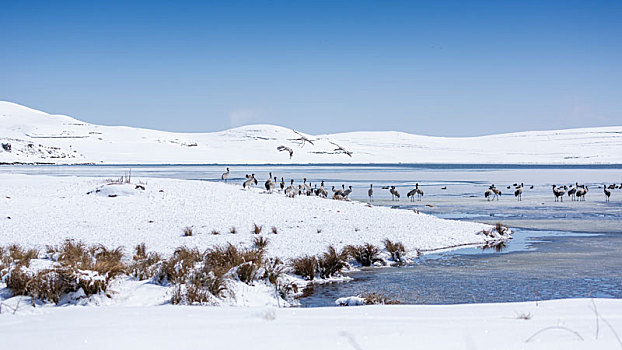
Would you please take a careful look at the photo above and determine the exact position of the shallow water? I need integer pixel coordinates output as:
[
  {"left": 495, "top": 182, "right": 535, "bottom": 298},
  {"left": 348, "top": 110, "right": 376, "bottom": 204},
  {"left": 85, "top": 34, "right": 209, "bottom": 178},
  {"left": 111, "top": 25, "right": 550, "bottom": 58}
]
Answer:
[
  {"left": 300, "top": 229, "right": 622, "bottom": 306},
  {"left": 2, "top": 164, "right": 621, "bottom": 305}
]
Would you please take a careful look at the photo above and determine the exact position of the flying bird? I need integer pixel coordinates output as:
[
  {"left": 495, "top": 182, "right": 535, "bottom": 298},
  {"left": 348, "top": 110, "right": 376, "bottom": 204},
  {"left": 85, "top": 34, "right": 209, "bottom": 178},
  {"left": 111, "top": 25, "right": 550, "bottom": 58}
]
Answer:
[
  {"left": 290, "top": 130, "right": 315, "bottom": 147},
  {"left": 329, "top": 141, "right": 353, "bottom": 157},
  {"left": 277, "top": 145, "right": 293, "bottom": 159}
]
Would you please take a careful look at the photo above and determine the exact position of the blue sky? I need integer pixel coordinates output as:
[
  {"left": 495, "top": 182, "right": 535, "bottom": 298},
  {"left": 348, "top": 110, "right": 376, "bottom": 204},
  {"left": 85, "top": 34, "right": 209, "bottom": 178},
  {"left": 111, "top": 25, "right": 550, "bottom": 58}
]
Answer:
[{"left": 1, "top": 0, "right": 621, "bottom": 136}]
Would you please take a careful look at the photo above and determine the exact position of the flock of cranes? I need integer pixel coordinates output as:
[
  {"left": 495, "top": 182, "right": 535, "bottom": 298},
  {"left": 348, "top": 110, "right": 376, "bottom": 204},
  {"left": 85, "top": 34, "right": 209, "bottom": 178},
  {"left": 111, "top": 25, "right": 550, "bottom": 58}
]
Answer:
[{"left": 220, "top": 168, "right": 618, "bottom": 203}]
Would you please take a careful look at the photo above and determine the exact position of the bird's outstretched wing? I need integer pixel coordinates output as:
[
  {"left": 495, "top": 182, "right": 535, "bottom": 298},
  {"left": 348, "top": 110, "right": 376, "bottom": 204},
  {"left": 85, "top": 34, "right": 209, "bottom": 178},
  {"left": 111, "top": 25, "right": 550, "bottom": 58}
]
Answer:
[
  {"left": 328, "top": 141, "right": 353, "bottom": 157},
  {"left": 289, "top": 130, "right": 315, "bottom": 147},
  {"left": 277, "top": 145, "right": 294, "bottom": 158}
]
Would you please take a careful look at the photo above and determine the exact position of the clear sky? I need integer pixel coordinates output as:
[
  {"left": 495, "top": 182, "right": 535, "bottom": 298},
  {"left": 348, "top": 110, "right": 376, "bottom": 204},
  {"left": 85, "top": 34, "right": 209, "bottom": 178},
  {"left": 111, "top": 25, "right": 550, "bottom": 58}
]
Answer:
[{"left": 1, "top": 0, "right": 621, "bottom": 136}]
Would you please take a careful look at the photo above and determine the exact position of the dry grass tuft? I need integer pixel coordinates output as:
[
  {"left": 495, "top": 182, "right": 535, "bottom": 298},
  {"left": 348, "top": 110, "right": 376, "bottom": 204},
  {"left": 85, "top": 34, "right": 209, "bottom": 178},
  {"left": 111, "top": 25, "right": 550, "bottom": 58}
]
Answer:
[
  {"left": 5, "top": 265, "right": 32, "bottom": 296},
  {"left": 271, "top": 226, "right": 278, "bottom": 234},
  {"left": 361, "top": 292, "right": 400, "bottom": 305},
  {"left": 344, "top": 243, "right": 382, "bottom": 267},
  {"left": 252, "top": 223, "right": 263, "bottom": 235},
  {"left": 183, "top": 226, "right": 194, "bottom": 237},
  {"left": 54, "top": 240, "right": 92, "bottom": 269},
  {"left": 495, "top": 222, "right": 506, "bottom": 234},
  {"left": 211, "top": 230, "right": 220, "bottom": 235},
  {"left": 134, "top": 243, "right": 147, "bottom": 260},
  {"left": 204, "top": 243, "right": 265, "bottom": 282},
  {"left": 8, "top": 244, "right": 38, "bottom": 267},
  {"left": 230, "top": 227, "right": 237, "bottom": 234},
  {"left": 130, "top": 244, "right": 163, "bottom": 280},
  {"left": 0, "top": 246, "right": 8, "bottom": 271},
  {"left": 383, "top": 239, "right": 406, "bottom": 263},
  {"left": 236, "top": 261, "right": 261, "bottom": 284},
  {"left": 252, "top": 236, "right": 269, "bottom": 250},
  {"left": 263, "top": 257, "right": 285, "bottom": 285},
  {"left": 158, "top": 247, "right": 203, "bottom": 284},
  {"left": 91, "top": 245, "right": 126, "bottom": 281},
  {"left": 291, "top": 256, "right": 316, "bottom": 280},
  {"left": 317, "top": 246, "right": 347, "bottom": 279}
]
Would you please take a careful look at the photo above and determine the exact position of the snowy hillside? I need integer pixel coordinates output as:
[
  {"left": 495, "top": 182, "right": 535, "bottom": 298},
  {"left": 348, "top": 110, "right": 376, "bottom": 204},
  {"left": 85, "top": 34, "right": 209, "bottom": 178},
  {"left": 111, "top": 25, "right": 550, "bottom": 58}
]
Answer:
[
  {"left": 0, "top": 174, "right": 495, "bottom": 257},
  {"left": 1, "top": 101, "right": 621, "bottom": 164}
]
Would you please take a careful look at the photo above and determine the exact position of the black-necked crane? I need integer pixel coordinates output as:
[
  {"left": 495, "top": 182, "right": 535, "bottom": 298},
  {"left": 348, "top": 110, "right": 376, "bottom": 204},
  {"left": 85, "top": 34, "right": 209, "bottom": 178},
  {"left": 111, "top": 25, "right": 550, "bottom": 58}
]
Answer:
[
  {"left": 604, "top": 185, "right": 611, "bottom": 202},
  {"left": 485, "top": 184, "right": 500, "bottom": 201},
  {"left": 567, "top": 186, "right": 577, "bottom": 201},
  {"left": 332, "top": 185, "right": 346, "bottom": 200},
  {"left": 368, "top": 184, "right": 373, "bottom": 202},
  {"left": 317, "top": 181, "right": 328, "bottom": 198},
  {"left": 242, "top": 175, "right": 254, "bottom": 188},
  {"left": 342, "top": 186, "right": 353, "bottom": 198},
  {"left": 280, "top": 177, "right": 285, "bottom": 190},
  {"left": 285, "top": 179, "right": 297, "bottom": 197},
  {"left": 514, "top": 183, "right": 523, "bottom": 201},
  {"left": 416, "top": 186, "right": 424, "bottom": 200},
  {"left": 552, "top": 185, "right": 566, "bottom": 202},
  {"left": 303, "top": 178, "right": 312, "bottom": 195},
  {"left": 277, "top": 145, "right": 293, "bottom": 159},
  {"left": 264, "top": 172, "right": 275, "bottom": 192},
  {"left": 484, "top": 188, "right": 494, "bottom": 201},
  {"left": 576, "top": 185, "right": 588, "bottom": 201},
  {"left": 492, "top": 186, "right": 502, "bottom": 200},
  {"left": 221, "top": 168, "right": 230, "bottom": 182},
  {"left": 407, "top": 188, "right": 417, "bottom": 202},
  {"left": 332, "top": 185, "right": 344, "bottom": 197},
  {"left": 243, "top": 174, "right": 256, "bottom": 189},
  {"left": 389, "top": 186, "right": 400, "bottom": 201}
]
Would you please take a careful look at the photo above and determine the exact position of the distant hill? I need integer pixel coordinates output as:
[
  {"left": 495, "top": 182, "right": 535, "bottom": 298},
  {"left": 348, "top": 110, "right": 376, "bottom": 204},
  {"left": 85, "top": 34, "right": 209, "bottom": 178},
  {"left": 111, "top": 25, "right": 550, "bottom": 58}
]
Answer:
[{"left": 1, "top": 101, "right": 621, "bottom": 164}]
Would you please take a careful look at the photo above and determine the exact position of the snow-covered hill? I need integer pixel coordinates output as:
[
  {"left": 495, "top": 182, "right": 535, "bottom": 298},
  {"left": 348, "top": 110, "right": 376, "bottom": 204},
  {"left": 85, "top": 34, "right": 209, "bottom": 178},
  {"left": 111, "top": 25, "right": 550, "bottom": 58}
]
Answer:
[{"left": 1, "top": 101, "right": 621, "bottom": 164}]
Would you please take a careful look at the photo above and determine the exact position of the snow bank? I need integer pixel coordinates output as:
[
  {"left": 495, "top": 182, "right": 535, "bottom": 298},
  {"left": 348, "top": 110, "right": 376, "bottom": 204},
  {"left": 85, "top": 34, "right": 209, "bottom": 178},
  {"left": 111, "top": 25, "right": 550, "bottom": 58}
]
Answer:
[
  {"left": 0, "top": 174, "right": 495, "bottom": 259},
  {"left": 335, "top": 296, "right": 365, "bottom": 306},
  {"left": 2, "top": 101, "right": 621, "bottom": 165},
  {"left": 0, "top": 298, "right": 620, "bottom": 349}
]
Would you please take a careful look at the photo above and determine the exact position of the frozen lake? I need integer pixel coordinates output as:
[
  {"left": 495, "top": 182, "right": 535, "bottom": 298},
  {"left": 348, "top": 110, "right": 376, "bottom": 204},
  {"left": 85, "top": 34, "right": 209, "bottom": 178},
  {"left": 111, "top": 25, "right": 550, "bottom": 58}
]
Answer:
[{"left": 2, "top": 164, "right": 621, "bottom": 305}]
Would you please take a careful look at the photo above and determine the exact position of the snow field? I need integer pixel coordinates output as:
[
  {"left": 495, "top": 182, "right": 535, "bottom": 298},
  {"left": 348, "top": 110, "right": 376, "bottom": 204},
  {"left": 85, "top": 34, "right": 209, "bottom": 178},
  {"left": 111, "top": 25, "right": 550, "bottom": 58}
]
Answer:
[{"left": 2, "top": 101, "right": 621, "bottom": 164}]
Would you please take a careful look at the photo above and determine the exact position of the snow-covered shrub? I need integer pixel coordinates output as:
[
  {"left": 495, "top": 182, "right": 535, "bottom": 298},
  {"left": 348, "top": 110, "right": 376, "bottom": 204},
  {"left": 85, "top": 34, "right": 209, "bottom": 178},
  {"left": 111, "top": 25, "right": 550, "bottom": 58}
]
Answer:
[
  {"left": 47, "top": 240, "right": 126, "bottom": 283},
  {"left": 336, "top": 293, "right": 400, "bottom": 306},
  {"left": 317, "top": 246, "right": 347, "bottom": 279},
  {"left": 130, "top": 244, "right": 163, "bottom": 280},
  {"left": 0, "top": 246, "right": 11, "bottom": 273},
  {"left": 6, "top": 264, "right": 110, "bottom": 304},
  {"left": 50, "top": 240, "right": 91, "bottom": 269},
  {"left": 235, "top": 261, "right": 261, "bottom": 284},
  {"left": 204, "top": 243, "right": 264, "bottom": 277},
  {"left": 7, "top": 244, "right": 38, "bottom": 267},
  {"left": 344, "top": 243, "right": 382, "bottom": 267},
  {"left": 361, "top": 292, "right": 400, "bottom": 305},
  {"left": 291, "top": 256, "right": 316, "bottom": 280},
  {"left": 291, "top": 246, "right": 348, "bottom": 280},
  {"left": 157, "top": 247, "right": 203, "bottom": 284},
  {"left": 171, "top": 269, "right": 228, "bottom": 304},
  {"left": 261, "top": 257, "right": 283, "bottom": 283},
  {"left": 383, "top": 239, "right": 406, "bottom": 263}
]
